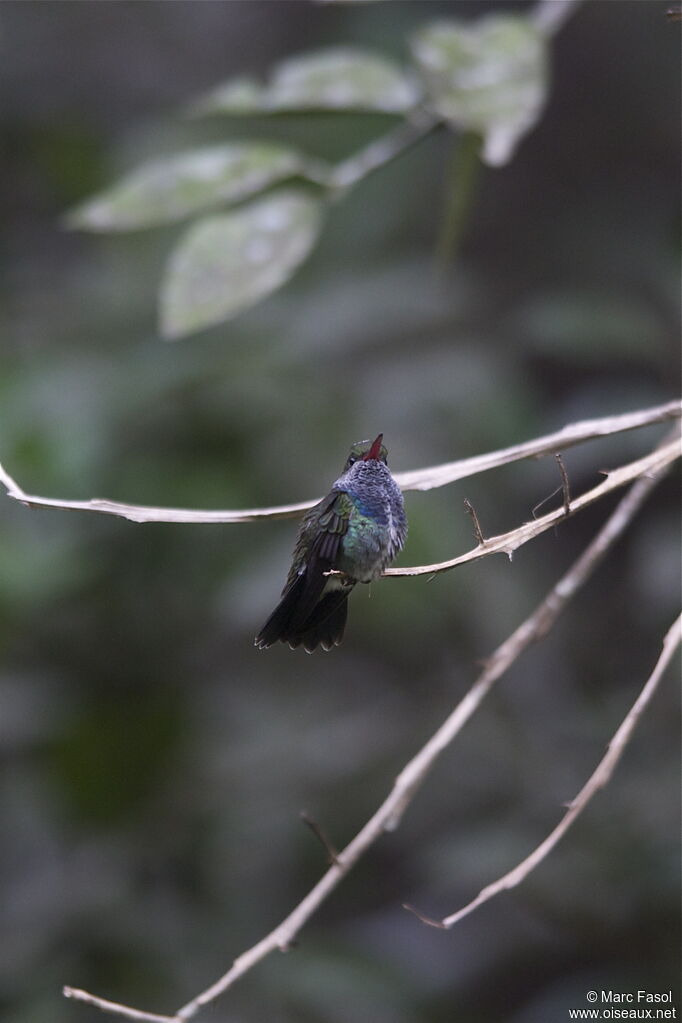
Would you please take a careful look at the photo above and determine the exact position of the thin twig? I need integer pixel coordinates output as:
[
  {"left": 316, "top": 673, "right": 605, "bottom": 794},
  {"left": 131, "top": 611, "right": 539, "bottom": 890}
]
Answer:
[
  {"left": 407, "top": 613, "right": 682, "bottom": 930},
  {"left": 64, "top": 437, "right": 674, "bottom": 1023},
  {"left": 1, "top": 401, "right": 679, "bottom": 525},
  {"left": 62, "top": 988, "right": 176, "bottom": 1023},
  {"left": 463, "top": 498, "right": 485, "bottom": 546},
  {"left": 531, "top": 452, "right": 570, "bottom": 527},
  {"left": 531, "top": 485, "right": 562, "bottom": 520},
  {"left": 555, "top": 452, "right": 571, "bottom": 515},
  {"left": 401, "top": 903, "right": 447, "bottom": 930},
  {"left": 384, "top": 437, "right": 680, "bottom": 577},
  {"left": 300, "top": 812, "right": 340, "bottom": 866}
]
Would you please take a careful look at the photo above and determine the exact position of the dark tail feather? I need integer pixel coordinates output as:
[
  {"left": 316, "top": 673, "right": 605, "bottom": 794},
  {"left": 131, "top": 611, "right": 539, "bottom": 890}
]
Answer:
[
  {"left": 297, "top": 592, "right": 348, "bottom": 653},
  {"left": 255, "top": 580, "right": 350, "bottom": 653},
  {"left": 255, "top": 574, "right": 306, "bottom": 650}
]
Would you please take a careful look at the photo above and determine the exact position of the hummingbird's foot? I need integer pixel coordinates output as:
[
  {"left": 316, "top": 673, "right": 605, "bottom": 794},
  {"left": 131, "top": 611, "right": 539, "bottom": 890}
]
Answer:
[{"left": 323, "top": 568, "right": 354, "bottom": 586}]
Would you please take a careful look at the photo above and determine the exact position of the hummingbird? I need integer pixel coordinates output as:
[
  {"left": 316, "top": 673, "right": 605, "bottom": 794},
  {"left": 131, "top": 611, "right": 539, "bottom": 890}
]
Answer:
[{"left": 255, "top": 434, "right": 407, "bottom": 653}]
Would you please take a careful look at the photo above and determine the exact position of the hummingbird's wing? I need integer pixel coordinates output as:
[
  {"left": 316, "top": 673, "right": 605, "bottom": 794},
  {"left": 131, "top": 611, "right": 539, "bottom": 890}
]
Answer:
[
  {"left": 310, "top": 489, "right": 353, "bottom": 561},
  {"left": 255, "top": 490, "right": 354, "bottom": 652},
  {"left": 283, "top": 489, "right": 353, "bottom": 626},
  {"left": 286, "top": 489, "right": 351, "bottom": 582}
]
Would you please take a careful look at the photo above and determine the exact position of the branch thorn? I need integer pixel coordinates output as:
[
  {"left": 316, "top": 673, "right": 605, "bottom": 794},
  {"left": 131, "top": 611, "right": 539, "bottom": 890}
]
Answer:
[
  {"left": 300, "top": 811, "right": 340, "bottom": 865},
  {"left": 463, "top": 498, "right": 485, "bottom": 546},
  {"left": 554, "top": 453, "right": 571, "bottom": 515}
]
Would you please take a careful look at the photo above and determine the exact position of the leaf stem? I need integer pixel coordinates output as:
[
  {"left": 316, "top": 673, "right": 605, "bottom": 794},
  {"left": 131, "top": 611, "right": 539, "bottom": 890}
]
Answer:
[
  {"left": 327, "top": 109, "right": 439, "bottom": 193},
  {"left": 435, "top": 131, "right": 481, "bottom": 266}
]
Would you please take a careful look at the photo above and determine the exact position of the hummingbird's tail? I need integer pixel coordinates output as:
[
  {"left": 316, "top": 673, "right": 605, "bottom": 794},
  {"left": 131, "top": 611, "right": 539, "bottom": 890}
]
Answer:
[{"left": 255, "top": 576, "right": 350, "bottom": 653}]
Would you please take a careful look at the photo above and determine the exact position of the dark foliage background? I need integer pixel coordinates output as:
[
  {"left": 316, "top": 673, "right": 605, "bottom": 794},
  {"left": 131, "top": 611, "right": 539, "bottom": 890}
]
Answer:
[{"left": 1, "top": 3, "right": 680, "bottom": 1022}]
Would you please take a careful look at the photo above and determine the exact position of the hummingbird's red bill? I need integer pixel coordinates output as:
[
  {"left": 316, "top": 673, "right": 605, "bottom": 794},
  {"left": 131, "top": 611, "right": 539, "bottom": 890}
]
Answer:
[{"left": 362, "top": 434, "right": 384, "bottom": 461}]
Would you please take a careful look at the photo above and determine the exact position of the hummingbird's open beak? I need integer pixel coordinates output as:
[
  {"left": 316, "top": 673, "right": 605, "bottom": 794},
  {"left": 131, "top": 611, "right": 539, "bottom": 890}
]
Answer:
[{"left": 362, "top": 433, "right": 384, "bottom": 461}]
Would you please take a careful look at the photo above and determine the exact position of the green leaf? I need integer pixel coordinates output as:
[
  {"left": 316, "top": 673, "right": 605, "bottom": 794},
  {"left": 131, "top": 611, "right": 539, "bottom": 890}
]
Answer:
[
  {"left": 411, "top": 16, "right": 548, "bottom": 166},
  {"left": 160, "top": 189, "right": 323, "bottom": 338},
  {"left": 191, "top": 47, "right": 420, "bottom": 116},
  {"left": 65, "top": 142, "right": 319, "bottom": 231},
  {"left": 190, "top": 75, "right": 264, "bottom": 116}
]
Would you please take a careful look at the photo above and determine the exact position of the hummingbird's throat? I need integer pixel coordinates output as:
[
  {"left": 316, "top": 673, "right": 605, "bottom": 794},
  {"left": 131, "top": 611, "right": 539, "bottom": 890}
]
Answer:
[{"left": 362, "top": 433, "right": 384, "bottom": 462}]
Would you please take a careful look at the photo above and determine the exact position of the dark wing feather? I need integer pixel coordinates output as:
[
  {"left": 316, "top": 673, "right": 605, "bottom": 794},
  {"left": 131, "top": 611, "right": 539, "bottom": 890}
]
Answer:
[
  {"left": 285, "top": 490, "right": 353, "bottom": 629},
  {"left": 255, "top": 490, "right": 354, "bottom": 651},
  {"left": 285, "top": 490, "right": 351, "bottom": 584}
]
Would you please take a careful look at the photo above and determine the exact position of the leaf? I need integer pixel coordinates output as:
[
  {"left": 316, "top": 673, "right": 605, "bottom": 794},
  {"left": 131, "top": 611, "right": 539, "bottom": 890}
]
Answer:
[
  {"left": 65, "top": 143, "right": 319, "bottom": 231},
  {"left": 411, "top": 16, "right": 548, "bottom": 166},
  {"left": 190, "top": 76, "right": 264, "bottom": 116},
  {"left": 191, "top": 47, "right": 420, "bottom": 116},
  {"left": 160, "top": 189, "right": 323, "bottom": 339}
]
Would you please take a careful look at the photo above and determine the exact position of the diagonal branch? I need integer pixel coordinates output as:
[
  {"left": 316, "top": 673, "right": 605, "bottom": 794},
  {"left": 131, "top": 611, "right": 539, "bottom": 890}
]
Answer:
[
  {"left": 63, "top": 431, "right": 676, "bottom": 1023},
  {"left": 408, "top": 612, "right": 682, "bottom": 930},
  {"left": 1, "top": 400, "right": 679, "bottom": 524},
  {"left": 395, "top": 400, "right": 680, "bottom": 492}
]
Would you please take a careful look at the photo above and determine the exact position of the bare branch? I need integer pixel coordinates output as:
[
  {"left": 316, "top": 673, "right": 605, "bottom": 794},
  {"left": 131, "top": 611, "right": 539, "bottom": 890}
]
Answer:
[
  {"left": 395, "top": 400, "right": 680, "bottom": 492},
  {"left": 384, "top": 437, "right": 681, "bottom": 577},
  {"left": 63, "top": 436, "right": 675, "bottom": 1022},
  {"left": 62, "top": 987, "right": 177, "bottom": 1023},
  {"left": 410, "top": 613, "right": 681, "bottom": 930},
  {"left": 2, "top": 400, "right": 679, "bottom": 524},
  {"left": 0, "top": 459, "right": 311, "bottom": 524}
]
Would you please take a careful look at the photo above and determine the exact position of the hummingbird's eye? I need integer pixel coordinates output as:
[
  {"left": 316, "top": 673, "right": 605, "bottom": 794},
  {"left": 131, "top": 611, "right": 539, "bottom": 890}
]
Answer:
[{"left": 347, "top": 454, "right": 358, "bottom": 465}]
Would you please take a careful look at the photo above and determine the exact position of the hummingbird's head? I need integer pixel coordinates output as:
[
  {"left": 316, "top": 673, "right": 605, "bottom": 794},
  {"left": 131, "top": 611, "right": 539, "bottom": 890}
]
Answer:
[{"left": 344, "top": 434, "right": 388, "bottom": 471}]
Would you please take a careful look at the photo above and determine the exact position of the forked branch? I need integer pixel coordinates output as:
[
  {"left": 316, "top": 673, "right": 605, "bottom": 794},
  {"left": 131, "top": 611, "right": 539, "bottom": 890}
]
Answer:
[
  {"left": 384, "top": 436, "right": 681, "bottom": 577},
  {"left": 62, "top": 434, "right": 677, "bottom": 1023},
  {"left": 406, "top": 612, "right": 682, "bottom": 929}
]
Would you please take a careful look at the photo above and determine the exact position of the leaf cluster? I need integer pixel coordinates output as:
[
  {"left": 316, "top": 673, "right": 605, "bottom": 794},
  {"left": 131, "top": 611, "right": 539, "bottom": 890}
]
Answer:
[{"left": 66, "top": 15, "right": 550, "bottom": 338}]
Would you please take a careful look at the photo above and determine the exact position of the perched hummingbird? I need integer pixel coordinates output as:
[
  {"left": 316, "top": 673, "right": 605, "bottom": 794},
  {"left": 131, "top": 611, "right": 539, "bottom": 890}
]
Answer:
[{"left": 255, "top": 434, "right": 407, "bottom": 653}]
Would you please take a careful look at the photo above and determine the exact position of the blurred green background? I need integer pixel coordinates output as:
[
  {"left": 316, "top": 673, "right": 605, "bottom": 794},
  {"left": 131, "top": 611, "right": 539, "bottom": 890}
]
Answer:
[{"left": 1, "top": 2, "right": 680, "bottom": 1022}]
